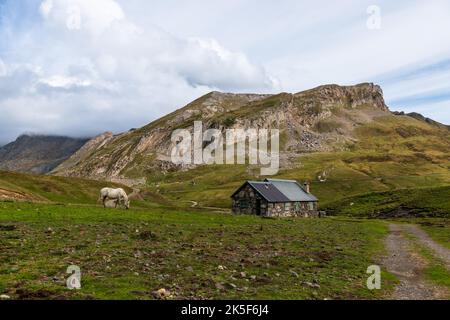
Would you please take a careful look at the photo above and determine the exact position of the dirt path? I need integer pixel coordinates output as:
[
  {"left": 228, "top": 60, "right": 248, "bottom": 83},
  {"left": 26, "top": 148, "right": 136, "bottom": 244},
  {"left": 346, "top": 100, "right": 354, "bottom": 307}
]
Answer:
[
  {"left": 186, "top": 200, "right": 229, "bottom": 212},
  {"left": 383, "top": 224, "right": 447, "bottom": 300},
  {"left": 402, "top": 224, "right": 450, "bottom": 268},
  {"left": 188, "top": 201, "right": 198, "bottom": 208}
]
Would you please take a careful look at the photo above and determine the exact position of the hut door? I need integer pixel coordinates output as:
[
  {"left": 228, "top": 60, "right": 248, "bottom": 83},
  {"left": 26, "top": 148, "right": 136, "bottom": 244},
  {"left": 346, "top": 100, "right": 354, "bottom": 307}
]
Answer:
[{"left": 255, "top": 199, "right": 261, "bottom": 215}]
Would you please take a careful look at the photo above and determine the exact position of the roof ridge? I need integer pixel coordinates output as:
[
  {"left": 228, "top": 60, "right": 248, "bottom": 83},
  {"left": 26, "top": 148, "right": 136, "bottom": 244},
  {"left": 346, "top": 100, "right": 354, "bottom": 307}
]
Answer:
[
  {"left": 264, "top": 178, "right": 298, "bottom": 182},
  {"left": 248, "top": 181, "right": 272, "bottom": 184}
]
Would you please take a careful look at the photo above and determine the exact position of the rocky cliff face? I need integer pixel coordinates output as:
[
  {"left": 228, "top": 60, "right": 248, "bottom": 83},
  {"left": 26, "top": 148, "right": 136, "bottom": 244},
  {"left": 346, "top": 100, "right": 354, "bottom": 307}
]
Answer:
[
  {"left": 0, "top": 135, "right": 89, "bottom": 174},
  {"left": 52, "top": 83, "right": 392, "bottom": 182}
]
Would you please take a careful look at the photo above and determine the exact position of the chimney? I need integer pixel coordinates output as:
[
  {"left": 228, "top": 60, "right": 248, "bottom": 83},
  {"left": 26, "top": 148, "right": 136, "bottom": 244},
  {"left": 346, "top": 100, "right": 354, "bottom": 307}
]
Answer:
[{"left": 304, "top": 181, "right": 310, "bottom": 193}]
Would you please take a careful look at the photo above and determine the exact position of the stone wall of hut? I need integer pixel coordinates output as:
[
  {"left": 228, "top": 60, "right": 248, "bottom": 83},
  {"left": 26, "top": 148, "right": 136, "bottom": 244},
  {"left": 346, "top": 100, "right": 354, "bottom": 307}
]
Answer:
[
  {"left": 265, "top": 202, "right": 319, "bottom": 218},
  {"left": 232, "top": 184, "right": 269, "bottom": 215}
]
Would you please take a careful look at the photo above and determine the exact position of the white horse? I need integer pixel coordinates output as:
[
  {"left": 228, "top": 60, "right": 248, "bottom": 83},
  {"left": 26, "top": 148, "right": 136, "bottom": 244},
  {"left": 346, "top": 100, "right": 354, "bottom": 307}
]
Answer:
[{"left": 99, "top": 187, "right": 130, "bottom": 209}]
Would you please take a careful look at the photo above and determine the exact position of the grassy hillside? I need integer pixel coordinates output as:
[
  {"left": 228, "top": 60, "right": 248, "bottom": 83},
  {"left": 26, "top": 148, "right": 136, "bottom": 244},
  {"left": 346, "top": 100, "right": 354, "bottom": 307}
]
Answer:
[
  {"left": 146, "top": 114, "right": 450, "bottom": 213},
  {"left": 0, "top": 170, "right": 129, "bottom": 204},
  {"left": 323, "top": 186, "right": 450, "bottom": 218},
  {"left": 48, "top": 84, "right": 449, "bottom": 216},
  {"left": 0, "top": 170, "right": 168, "bottom": 210}
]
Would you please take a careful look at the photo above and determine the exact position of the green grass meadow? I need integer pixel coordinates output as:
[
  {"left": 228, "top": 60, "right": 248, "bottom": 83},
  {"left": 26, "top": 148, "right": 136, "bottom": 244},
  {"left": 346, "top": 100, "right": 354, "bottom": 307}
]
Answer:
[
  {"left": 0, "top": 164, "right": 448, "bottom": 300},
  {"left": 0, "top": 201, "right": 393, "bottom": 300}
]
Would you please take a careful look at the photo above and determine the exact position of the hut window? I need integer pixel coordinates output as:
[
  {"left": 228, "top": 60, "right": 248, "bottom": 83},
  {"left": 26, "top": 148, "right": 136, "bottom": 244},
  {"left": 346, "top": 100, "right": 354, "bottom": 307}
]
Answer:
[
  {"left": 308, "top": 202, "right": 314, "bottom": 210},
  {"left": 239, "top": 200, "right": 249, "bottom": 209},
  {"left": 284, "top": 203, "right": 291, "bottom": 211},
  {"left": 295, "top": 202, "right": 301, "bottom": 210}
]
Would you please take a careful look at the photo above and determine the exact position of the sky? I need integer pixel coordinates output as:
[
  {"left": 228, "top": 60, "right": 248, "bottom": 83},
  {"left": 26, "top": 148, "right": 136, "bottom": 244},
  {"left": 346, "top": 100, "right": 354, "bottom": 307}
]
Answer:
[{"left": 0, "top": 0, "right": 449, "bottom": 145}]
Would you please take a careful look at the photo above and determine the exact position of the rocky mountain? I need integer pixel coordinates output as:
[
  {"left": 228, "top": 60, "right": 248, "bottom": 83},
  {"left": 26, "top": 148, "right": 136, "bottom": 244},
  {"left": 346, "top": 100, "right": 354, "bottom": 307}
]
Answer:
[
  {"left": 0, "top": 135, "right": 89, "bottom": 174},
  {"left": 53, "top": 83, "right": 389, "bottom": 178},
  {"left": 52, "top": 83, "right": 450, "bottom": 208}
]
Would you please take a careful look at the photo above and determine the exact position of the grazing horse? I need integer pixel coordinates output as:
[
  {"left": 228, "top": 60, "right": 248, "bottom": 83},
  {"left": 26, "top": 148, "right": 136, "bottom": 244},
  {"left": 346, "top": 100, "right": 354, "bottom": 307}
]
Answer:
[{"left": 99, "top": 187, "right": 130, "bottom": 209}]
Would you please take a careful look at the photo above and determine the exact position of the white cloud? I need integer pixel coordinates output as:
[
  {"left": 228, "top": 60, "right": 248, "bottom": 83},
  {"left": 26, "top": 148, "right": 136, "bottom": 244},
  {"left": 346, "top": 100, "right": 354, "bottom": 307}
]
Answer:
[
  {"left": 39, "top": 75, "right": 91, "bottom": 89},
  {"left": 0, "top": 59, "right": 7, "bottom": 77},
  {"left": 0, "top": 0, "right": 276, "bottom": 144},
  {"left": 176, "top": 38, "right": 278, "bottom": 90},
  {"left": 0, "top": 0, "right": 449, "bottom": 145},
  {"left": 40, "top": 0, "right": 125, "bottom": 34},
  {"left": 39, "top": 0, "right": 53, "bottom": 18},
  {"left": 265, "top": 1, "right": 450, "bottom": 91}
]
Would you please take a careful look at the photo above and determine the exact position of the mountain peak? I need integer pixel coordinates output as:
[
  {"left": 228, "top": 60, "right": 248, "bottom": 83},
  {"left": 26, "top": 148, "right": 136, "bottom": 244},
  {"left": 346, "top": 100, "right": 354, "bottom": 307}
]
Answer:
[
  {"left": 0, "top": 135, "right": 89, "bottom": 174},
  {"left": 295, "top": 82, "right": 388, "bottom": 112},
  {"left": 50, "top": 83, "right": 401, "bottom": 180}
]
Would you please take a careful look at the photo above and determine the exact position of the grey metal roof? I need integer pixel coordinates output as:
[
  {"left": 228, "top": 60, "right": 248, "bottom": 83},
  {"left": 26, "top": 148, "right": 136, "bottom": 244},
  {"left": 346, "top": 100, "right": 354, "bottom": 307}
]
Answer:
[
  {"left": 264, "top": 179, "right": 318, "bottom": 202},
  {"left": 247, "top": 181, "right": 290, "bottom": 202},
  {"left": 232, "top": 179, "right": 318, "bottom": 203}
]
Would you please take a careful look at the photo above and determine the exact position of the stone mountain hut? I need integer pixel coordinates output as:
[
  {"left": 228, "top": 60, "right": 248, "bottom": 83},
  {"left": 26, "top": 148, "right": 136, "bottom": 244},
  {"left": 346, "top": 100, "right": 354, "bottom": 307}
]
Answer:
[{"left": 231, "top": 179, "right": 319, "bottom": 218}]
